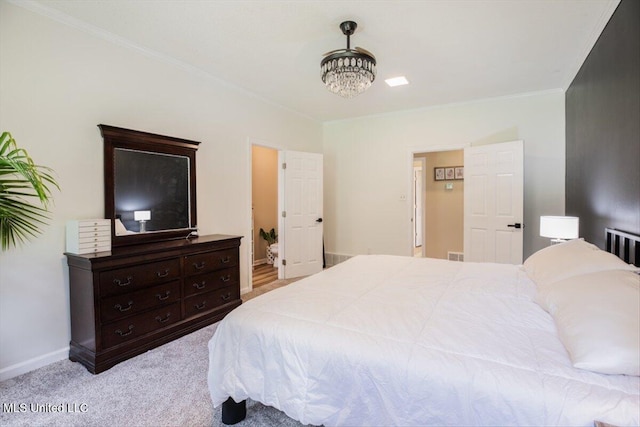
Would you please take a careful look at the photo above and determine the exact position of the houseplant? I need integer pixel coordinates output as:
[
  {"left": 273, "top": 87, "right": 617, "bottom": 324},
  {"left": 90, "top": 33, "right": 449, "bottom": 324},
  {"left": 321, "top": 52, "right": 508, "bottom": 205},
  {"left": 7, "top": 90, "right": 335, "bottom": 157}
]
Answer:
[
  {"left": 259, "top": 227, "right": 277, "bottom": 245},
  {"left": 259, "top": 227, "right": 278, "bottom": 264},
  {"left": 0, "top": 131, "right": 59, "bottom": 250}
]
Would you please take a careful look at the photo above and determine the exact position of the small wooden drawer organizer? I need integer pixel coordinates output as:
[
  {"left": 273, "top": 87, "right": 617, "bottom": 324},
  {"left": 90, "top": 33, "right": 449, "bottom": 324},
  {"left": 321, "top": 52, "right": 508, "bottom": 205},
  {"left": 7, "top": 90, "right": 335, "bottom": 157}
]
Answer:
[{"left": 66, "top": 234, "right": 242, "bottom": 373}]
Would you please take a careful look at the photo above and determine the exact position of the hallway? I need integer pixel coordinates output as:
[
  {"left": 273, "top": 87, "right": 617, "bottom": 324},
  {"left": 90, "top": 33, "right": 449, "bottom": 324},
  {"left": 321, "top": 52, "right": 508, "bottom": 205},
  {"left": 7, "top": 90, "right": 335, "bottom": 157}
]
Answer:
[{"left": 252, "top": 263, "right": 278, "bottom": 288}]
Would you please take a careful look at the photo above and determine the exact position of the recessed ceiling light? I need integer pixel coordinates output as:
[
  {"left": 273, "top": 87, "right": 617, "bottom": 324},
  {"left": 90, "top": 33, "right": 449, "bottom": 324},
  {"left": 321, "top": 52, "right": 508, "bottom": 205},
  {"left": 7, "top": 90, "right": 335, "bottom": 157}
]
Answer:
[{"left": 385, "top": 76, "right": 409, "bottom": 87}]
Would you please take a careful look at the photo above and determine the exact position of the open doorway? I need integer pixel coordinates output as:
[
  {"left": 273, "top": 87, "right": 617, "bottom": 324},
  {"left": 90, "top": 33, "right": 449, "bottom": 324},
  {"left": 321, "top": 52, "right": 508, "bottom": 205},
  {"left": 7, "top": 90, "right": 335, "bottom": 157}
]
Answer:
[
  {"left": 413, "top": 149, "right": 464, "bottom": 260},
  {"left": 252, "top": 145, "right": 279, "bottom": 288}
]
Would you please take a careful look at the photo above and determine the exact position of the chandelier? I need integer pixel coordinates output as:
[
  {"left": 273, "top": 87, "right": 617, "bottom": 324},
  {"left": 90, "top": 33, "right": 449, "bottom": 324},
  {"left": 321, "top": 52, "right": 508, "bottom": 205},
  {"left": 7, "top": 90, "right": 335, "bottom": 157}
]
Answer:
[{"left": 321, "top": 21, "right": 376, "bottom": 98}]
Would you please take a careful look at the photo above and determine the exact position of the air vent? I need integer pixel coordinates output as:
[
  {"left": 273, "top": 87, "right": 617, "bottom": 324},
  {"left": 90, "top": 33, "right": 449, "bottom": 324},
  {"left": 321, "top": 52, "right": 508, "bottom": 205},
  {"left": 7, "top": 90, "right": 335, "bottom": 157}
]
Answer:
[{"left": 447, "top": 251, "right": 464, "bottom": 262}]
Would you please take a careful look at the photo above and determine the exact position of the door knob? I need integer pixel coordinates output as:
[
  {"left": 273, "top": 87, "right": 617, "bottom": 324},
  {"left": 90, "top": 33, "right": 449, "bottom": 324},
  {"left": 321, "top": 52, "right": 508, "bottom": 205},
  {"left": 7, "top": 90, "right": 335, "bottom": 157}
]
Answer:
[
  {"left": 507, "top": 223, "right": 523, "bottom": 229},
  {"left": 316, "top": 218, "right": 323, "bottom": 223}
]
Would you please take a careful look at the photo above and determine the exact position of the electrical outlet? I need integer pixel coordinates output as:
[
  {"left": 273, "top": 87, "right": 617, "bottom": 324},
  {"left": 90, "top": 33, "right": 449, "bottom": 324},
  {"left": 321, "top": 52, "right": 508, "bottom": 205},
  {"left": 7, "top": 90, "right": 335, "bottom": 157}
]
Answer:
[{"left": 399, "top": 194, "right": 407, "bottom": 201}]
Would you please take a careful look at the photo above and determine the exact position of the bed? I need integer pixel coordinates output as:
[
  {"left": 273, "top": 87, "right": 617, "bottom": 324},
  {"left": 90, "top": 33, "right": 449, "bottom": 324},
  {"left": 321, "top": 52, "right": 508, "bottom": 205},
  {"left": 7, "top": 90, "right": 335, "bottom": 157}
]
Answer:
[{"left": 208, "top": 228, "right": 640, "bottom": 426}]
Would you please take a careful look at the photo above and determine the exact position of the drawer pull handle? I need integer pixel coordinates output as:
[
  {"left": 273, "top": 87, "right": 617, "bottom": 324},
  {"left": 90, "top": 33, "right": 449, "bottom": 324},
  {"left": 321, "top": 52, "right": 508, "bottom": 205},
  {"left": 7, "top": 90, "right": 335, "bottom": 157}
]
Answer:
[
  {"left": 156, "top": 269, "right": 169, "bottom": 278},
  {"left": 195, "top": 301, "right": 206, "bottom": 310},
  {"left": 221, "top": 292, "right": 232, "bottom": 301},
  {"left": 193, "top": 281, "right": 206, "bottom": 290},
  {"left": 113, "top": 276, "right": 133, "bottom": 287},
  {"left": 115, "top": 325, "right": 134, "bottom": 337},
  {"left": 220, "top": 274, "right": 231, "bottom": 283},
  {"left": 155, "top": 313, "right": 171, "bottom": 323},
  {"left": 193, "top": 261, "right": 206, "bottom": 270},
  {"left": 156, "top": 291, "right": 171, "bottom": 301},
  {"left": 114, "top": 301, "right": 133, "bottom": 312},
  {"left": 220, "top": 256, "right": 231, "bottom": 264}
]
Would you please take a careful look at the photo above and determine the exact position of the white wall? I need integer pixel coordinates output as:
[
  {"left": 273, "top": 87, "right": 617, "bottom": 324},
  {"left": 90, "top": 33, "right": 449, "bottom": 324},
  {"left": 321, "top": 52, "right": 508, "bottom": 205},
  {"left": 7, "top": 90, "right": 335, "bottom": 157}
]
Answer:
[
  {"left": 323, "top": 91, "right": 565, "bottom": 260},
  {"left": 0, "top": 1, "right": 322, "bottom": 379},
  {"left": 0, "top": 1, "right": 568, "bottom": 381}
]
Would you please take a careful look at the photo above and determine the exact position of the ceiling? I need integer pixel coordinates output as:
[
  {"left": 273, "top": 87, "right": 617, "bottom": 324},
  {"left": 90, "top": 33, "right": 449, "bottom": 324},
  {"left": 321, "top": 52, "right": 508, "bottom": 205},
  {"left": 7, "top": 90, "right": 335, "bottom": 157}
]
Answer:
[{"left": 22, "top": 0, "right": 619, "bottom": 122}]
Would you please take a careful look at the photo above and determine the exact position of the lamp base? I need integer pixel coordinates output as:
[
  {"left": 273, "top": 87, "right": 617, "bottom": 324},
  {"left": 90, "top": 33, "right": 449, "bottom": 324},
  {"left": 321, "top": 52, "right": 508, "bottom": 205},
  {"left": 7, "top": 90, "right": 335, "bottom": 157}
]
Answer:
[{"left": 550, "top": 238, "right": 567, "bottom": 245}]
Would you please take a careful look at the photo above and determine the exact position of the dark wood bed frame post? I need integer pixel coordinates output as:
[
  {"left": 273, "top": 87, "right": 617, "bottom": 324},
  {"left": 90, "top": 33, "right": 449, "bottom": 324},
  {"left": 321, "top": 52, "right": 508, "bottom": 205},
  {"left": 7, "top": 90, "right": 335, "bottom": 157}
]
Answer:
[
  {"left": 605, "top": 228, "right": 640, "bottom": 267},
  {"left": 222, "top": 398, "right": 247, "bottom": 424}
]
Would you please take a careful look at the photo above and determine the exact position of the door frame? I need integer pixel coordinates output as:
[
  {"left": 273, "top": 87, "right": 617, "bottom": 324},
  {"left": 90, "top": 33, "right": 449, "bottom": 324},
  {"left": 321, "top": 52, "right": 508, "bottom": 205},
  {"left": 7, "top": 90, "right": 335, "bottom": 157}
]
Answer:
[
  {"left": 412, "top": 157, "right": 426, "bottom": 257},
  {"left": 407, "top": 144, "right": 468, "bottom": 257},
  {"left": 247, "top": 137, "right": 284, "bottom": 293}
]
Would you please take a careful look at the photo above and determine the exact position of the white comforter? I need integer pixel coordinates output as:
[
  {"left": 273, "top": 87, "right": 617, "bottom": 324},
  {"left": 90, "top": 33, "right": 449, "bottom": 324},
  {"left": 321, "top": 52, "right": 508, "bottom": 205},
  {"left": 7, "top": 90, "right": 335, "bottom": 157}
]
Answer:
[{"left": 208, "top": 255, "right": 640, "bottom": 426}]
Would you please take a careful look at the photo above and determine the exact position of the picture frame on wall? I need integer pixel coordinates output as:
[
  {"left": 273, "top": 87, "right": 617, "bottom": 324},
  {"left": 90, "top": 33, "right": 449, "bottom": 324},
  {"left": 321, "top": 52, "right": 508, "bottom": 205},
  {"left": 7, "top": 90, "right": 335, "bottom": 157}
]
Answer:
[
  {"left": 445, "top": 167, "right": 455, "bottom": 180},
  {"left": 435, "top": 166, "right": 465, "bottom": 181},
  {"left": 455, "top": 166, "right": 464, "bottom": 180}
]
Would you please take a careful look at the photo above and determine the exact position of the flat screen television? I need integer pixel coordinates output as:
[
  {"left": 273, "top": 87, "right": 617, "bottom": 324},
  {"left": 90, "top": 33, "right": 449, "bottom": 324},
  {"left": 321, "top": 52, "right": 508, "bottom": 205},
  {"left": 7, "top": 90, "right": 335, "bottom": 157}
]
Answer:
[{"left": 100, "top": 125, "right": 199, "bottom": 247}]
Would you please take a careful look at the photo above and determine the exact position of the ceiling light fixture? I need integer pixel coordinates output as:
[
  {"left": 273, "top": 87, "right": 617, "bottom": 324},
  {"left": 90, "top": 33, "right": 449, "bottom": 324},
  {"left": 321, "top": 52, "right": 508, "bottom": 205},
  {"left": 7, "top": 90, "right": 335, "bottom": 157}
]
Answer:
[
  {"left": 385, "top": 76, "right": 409, "bottom": 87},
  {"left": 321, "top": 21, "right": 376, "bottom": 98}
]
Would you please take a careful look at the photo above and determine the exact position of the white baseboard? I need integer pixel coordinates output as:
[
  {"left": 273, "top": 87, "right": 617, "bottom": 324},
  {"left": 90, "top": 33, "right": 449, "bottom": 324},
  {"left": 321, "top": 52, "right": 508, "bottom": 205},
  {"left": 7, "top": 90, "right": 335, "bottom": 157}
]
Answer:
[
  {"left": 0, "top": 347, "right": 69, "bottom": 382},
  {"left": 325, "top": 252, "right": 353, "bottom": 267}
]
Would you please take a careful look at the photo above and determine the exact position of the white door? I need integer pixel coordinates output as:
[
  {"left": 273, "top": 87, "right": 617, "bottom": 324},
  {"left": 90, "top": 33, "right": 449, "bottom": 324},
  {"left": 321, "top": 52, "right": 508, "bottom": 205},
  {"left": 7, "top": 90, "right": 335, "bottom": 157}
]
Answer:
[
  {"left": 278, "top": 150, "right": 324, "bottom": 279},
  {"left": 464, "top": 140, "right": 524, "bottom": 264},
  {"left": 413, "top": 164, "right": 424, "bottom": 249}
]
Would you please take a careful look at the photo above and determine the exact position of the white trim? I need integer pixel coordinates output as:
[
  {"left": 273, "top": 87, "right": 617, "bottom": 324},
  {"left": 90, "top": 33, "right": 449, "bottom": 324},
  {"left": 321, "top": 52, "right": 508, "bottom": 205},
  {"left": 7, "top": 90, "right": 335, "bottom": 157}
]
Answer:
[
  {"left": 277, "top": 150, "right": 285, "bottom": 280},
  {"left": 246, "top": 139, "right": 254, "bottom": 294},
  {"left": 0, "top": 347, "right": 69, "bottom": 381},
  {"left": 412, "top": 157, "right": 426, "bottom": 256}
]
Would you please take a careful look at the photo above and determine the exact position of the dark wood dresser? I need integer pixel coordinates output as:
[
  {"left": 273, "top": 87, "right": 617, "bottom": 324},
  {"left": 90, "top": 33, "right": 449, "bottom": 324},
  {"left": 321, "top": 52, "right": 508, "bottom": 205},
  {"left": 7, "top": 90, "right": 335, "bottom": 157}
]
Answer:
[{"left": 66, "top": 234, "right": 242, "bottom": 373}]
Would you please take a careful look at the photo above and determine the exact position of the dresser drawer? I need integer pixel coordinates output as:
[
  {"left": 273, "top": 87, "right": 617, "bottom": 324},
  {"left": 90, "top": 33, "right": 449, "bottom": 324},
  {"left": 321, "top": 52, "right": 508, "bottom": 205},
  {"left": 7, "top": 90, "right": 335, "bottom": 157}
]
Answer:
[
  {"left": 183, "top": 248, "right": 238, "bottom": 276},
  {"left": 101, "top": 302, "right": 180, "bottom": 349},
  {"left": 67, "top": 234, "right": 242, "bottom": 374},
  {"left": 100, "top": 280, "right": 180, "bottom": 323},
  {"left": 99, "top": 258, "right": 181, "bottom": 297},
  {"left": 184, "top": 285, "right": 240, "bottom": 319},
  {"left": 183, "top": 267, "right": 239, "bottom": 298}
]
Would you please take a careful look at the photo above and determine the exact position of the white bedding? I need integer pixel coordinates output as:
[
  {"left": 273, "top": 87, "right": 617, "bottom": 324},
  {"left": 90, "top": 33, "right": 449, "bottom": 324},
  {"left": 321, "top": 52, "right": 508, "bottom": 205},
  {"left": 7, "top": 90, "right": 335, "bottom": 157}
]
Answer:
[{"left": 208, "top": 255, "right": 640, "bottom": 426}]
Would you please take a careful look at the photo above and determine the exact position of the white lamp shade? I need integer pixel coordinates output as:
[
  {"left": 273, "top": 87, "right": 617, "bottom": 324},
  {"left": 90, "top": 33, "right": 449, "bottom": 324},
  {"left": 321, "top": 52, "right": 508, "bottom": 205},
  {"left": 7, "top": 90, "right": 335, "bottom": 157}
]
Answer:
[
  {"left": 134, "top": 210, "right": 151, "bottom": 221},
  {"left": 540, "top": 216, "right": 579, "bottom": 239}
]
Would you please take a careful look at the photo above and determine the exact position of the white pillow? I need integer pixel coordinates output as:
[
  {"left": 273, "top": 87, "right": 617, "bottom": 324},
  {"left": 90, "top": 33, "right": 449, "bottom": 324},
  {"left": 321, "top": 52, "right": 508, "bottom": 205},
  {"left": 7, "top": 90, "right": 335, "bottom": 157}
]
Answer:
[
  {"left": 536, "top": 269, "right": 640, "bottom": 376},
  {"left": 523, "top": 238, "right": 639, "bottom": 287}
]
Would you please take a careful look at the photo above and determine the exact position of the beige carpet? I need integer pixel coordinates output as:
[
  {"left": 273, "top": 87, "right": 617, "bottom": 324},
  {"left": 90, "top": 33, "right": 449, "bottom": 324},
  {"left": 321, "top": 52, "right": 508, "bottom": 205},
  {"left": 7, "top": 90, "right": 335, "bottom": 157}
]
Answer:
[{"left": 0, "top": 277, "right": 307, "bottom": 427}]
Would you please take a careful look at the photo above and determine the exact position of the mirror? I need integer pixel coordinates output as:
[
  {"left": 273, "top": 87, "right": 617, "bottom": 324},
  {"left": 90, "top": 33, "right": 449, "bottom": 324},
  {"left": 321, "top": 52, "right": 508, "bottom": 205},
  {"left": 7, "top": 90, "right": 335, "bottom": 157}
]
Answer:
[{"left": 100, "top": 125, "right": 199, "bottom": 247}]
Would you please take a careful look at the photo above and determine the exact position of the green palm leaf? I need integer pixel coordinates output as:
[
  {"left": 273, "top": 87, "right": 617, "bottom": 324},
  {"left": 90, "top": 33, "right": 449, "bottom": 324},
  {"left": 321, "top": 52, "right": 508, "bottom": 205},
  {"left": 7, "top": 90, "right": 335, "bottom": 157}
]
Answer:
[{"left": 0, "top": 131, "right": 60, "bottom": 250}]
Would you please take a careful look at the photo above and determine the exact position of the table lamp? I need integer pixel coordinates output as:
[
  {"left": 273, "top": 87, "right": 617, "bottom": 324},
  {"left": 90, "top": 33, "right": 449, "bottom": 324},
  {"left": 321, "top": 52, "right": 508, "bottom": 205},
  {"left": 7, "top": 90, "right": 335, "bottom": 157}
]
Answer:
[
  {"left": 134, "top": 210, "right": 151, "bottom": 233},
  {"left": 540, "top": 216, "right": 579, "bottom": 245}
]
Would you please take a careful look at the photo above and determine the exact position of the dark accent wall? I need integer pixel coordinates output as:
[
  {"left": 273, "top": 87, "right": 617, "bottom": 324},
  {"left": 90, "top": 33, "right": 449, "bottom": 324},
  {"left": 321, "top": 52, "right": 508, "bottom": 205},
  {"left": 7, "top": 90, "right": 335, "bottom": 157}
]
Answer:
[{"left": 566, "top": 0, "right": 640, "bottom": 249}]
